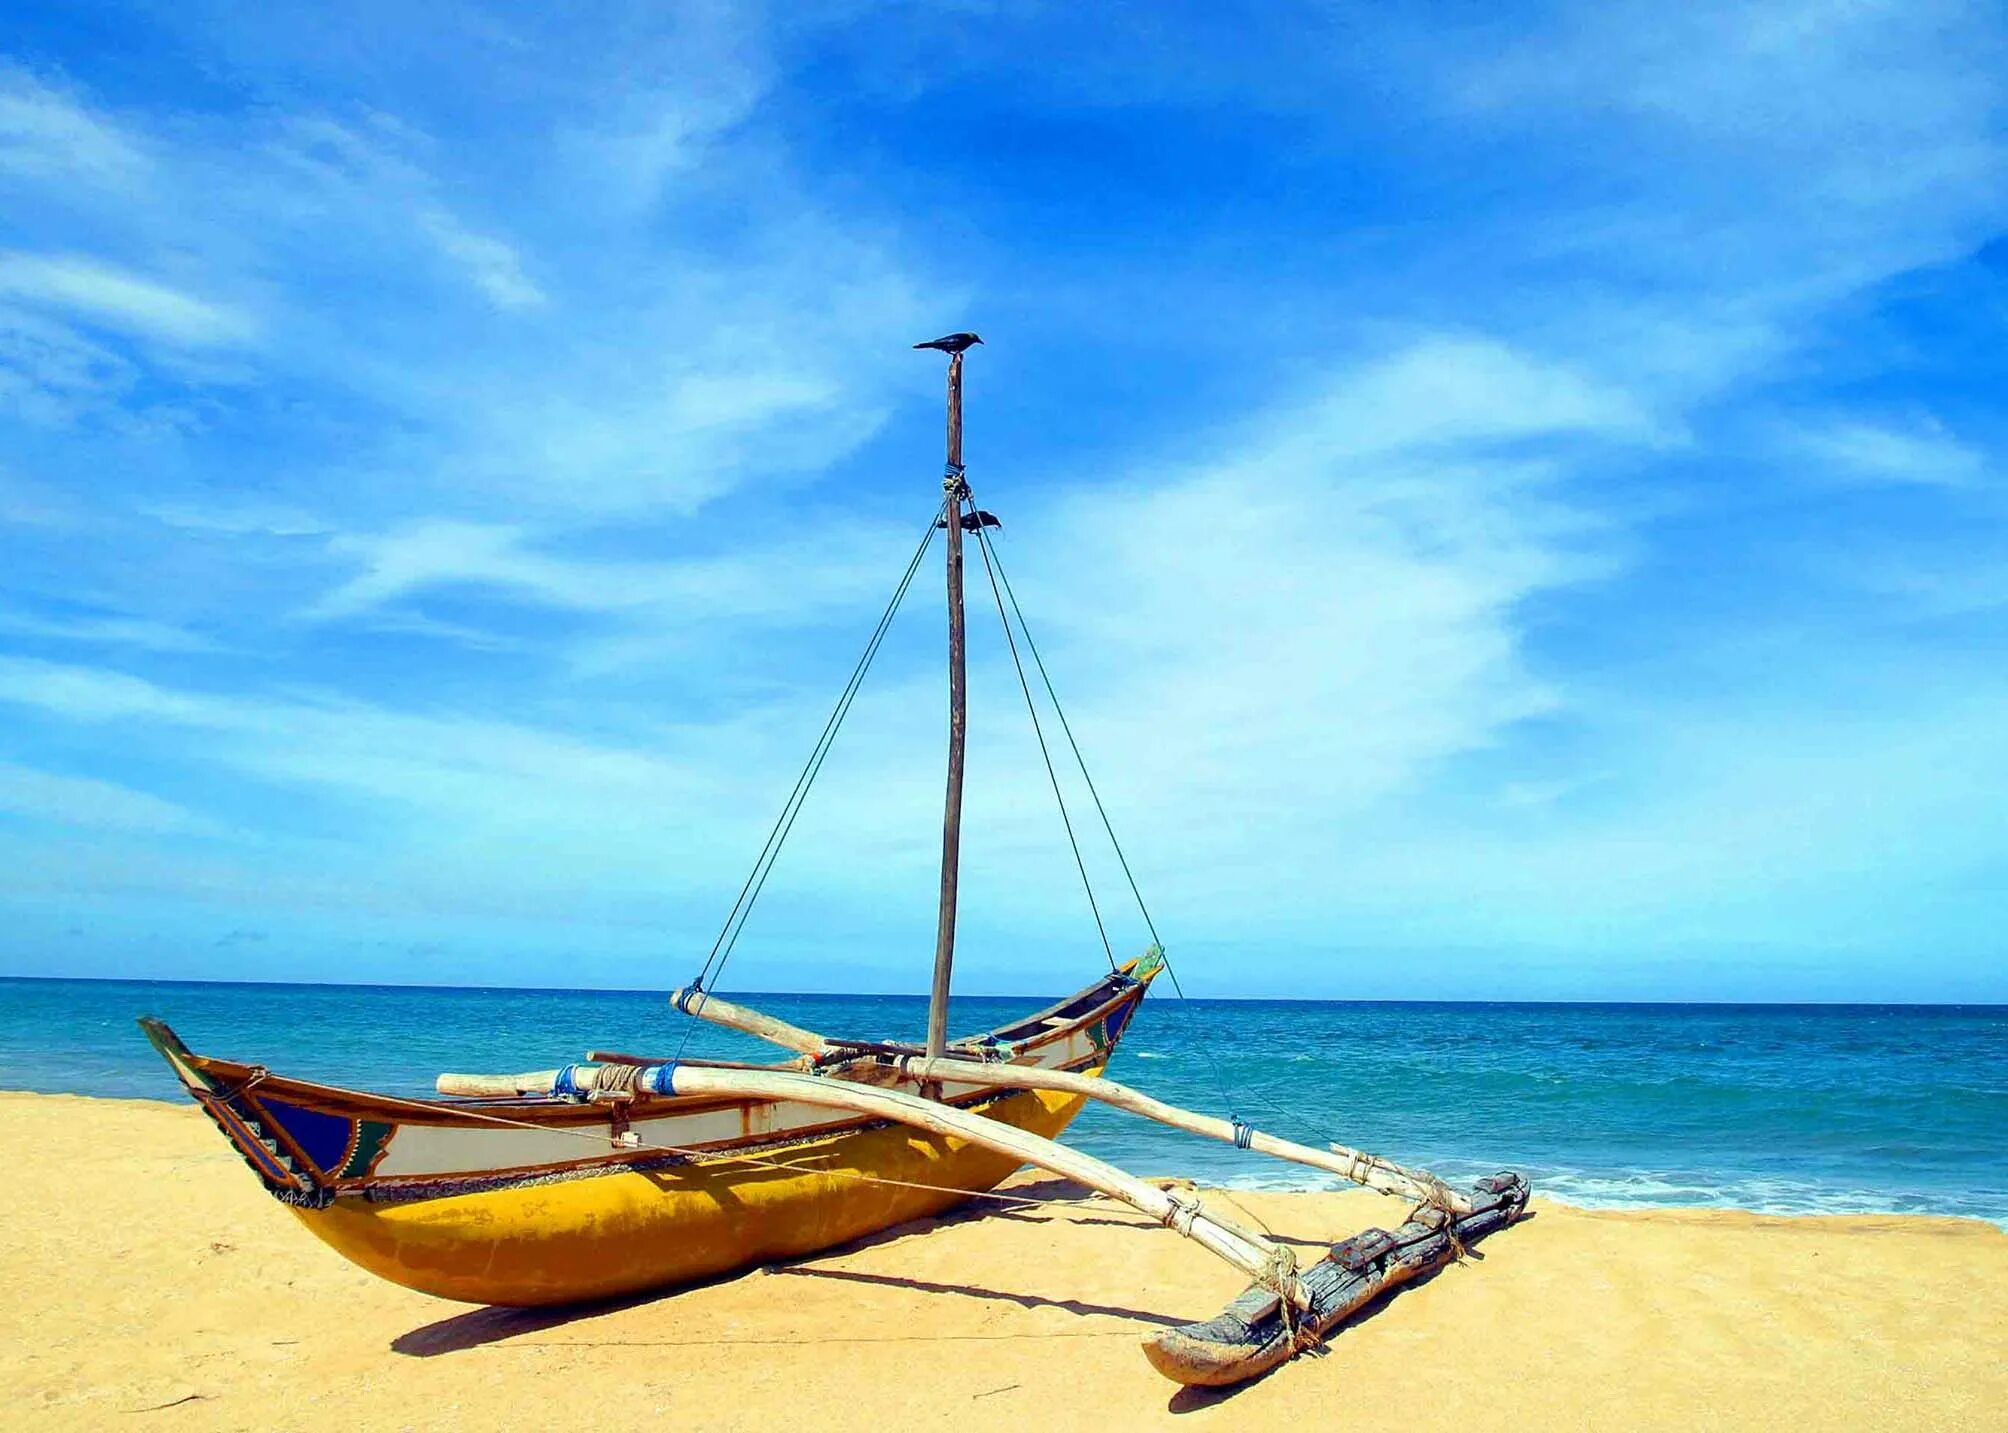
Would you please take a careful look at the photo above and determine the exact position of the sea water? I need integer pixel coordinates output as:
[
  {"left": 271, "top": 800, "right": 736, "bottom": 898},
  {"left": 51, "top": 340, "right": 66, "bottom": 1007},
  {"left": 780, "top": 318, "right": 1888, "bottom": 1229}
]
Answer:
[{"left": 4, "top": 977, "right": 2003, "bottom": 1225}]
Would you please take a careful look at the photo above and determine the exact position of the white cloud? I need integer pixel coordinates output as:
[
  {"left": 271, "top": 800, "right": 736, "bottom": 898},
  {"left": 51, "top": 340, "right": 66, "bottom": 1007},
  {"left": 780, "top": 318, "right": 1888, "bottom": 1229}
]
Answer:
[
  {"left": 419, "top": 210, "right": 546, "bottom": 310},
  {"left": 0, "top": 761, "right": 217, "bottom": 835},
  {"left": 0, "top": 252, "right": 252, "bottom": 348},
  {"left": 0, "top": 64, "right": 146, "bottom": 184},
  {"left": 1787, "top": 415, "right": 1985, "bottom": 488},
  {"left": 305, "top": 516, "right": 921, "bottom": 664},
  {"left": 0, "top": 610, "right": 219, "bottom": 652}
]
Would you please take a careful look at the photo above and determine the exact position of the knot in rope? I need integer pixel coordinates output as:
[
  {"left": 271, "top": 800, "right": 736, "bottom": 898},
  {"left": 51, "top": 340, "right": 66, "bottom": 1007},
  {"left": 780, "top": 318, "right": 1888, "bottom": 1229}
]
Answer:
[
  {"left": 1254, "top": 1244, "right": 1307, "bottom": 1348},
  {"left": 1160, "top": 1189, "right": 1202, "bottom": 1237},
  {"left": 1409, "top": 1184, "right": 1469, "bottom": 1262},
  {"left": 214, "top": 1065, "right": 270, "bottom": 1102}
]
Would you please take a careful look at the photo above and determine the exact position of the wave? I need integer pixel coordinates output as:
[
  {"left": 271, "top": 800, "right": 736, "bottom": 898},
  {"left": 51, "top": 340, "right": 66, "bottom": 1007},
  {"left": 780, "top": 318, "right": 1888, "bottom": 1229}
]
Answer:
[{"left": 1131, "top": 1163, "right": 2008, "bottom": 1229}]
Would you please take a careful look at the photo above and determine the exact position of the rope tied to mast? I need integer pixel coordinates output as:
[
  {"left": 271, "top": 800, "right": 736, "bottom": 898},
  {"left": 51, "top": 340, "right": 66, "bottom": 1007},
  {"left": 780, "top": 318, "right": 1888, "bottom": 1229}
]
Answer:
[{"left": 671, "top": 498, "right": 947, "bottom": 1063}]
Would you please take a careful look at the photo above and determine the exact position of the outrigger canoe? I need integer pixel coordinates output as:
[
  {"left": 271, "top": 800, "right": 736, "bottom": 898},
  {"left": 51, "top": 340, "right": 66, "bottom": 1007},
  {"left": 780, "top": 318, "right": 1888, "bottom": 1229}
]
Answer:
[
  {"left": 140, "top": 334, "right": 1528, "bottom": 1387},
  {"left": 142, "top": 961, "right": 1155, "bottom": 1306}
]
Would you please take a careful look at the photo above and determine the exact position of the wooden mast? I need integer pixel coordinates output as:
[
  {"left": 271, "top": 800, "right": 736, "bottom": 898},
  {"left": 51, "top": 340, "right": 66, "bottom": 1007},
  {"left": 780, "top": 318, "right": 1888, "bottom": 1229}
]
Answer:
[{"left": 925, "top": 336, "right": 975, "bottom": 1065}]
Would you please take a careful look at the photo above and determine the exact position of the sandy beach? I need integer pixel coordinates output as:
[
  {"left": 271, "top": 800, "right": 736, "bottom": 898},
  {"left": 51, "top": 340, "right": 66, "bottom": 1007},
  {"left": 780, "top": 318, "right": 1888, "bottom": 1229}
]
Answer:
[{"left": 4, "top": 1091, "right": 2002, "bottom": 1431}]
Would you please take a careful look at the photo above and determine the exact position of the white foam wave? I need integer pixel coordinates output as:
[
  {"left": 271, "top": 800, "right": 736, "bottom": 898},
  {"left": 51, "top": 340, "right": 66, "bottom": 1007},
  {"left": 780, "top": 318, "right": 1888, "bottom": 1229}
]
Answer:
[{"left": 1147, "top": 1165, "right": 2008, "bottom": 1228}]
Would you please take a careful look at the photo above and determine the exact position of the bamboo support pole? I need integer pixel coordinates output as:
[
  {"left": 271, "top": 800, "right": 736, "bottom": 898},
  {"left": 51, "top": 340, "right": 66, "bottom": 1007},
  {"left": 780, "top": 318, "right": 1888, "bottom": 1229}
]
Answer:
[
  {"left": 660, "top": 986, "right": 1467, "bottom": 1211},
  {"left": 438, "top": 1068, "right": 568, "bottom": 1097},
  {"left": 437, "top": 1059, "right": 1303, "bottom": 1307},
  {"left": 900, "top": 1055, "right": 1468, "bottom": 1213},
  {"left": 667, "top": 987, "right": 830, "bottom": 1057}
]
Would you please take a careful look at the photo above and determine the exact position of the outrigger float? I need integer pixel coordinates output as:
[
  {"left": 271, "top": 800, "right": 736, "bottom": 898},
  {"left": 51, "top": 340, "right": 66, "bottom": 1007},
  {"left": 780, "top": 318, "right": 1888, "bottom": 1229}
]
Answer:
[{"left": 143, "top": 334, "right": 1528, "bottom": 1388}]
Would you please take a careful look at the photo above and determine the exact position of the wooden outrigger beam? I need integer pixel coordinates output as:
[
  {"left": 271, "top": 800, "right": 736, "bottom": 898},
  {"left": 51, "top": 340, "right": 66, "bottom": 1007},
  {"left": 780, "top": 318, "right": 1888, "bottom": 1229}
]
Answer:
[
  {"left": 900, "top": 1054, "right": 1468, "bottom": 1212},
  {"left": 668, "top": 987, "right": 828, "bottom": 1058},
  {"left": 662, "top": 986, "right": 1469, "bottom": 1211},
  {"left": 438, "top": 1060, "right": 1310, "bottom": 1313}
]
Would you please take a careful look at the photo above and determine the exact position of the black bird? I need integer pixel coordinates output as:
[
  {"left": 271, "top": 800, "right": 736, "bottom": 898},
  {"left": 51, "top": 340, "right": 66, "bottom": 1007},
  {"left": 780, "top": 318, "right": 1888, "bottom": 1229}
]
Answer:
[{"left": 912, "top": 332, "right": 983, "bottom": 354}]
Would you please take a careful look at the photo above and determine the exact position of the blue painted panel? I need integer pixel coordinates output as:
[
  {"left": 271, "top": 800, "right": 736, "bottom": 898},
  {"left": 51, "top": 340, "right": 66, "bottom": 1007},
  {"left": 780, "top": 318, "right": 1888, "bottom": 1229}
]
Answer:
[{"left": 259, "top": 1096, "right": 352, "bottom": 1174}]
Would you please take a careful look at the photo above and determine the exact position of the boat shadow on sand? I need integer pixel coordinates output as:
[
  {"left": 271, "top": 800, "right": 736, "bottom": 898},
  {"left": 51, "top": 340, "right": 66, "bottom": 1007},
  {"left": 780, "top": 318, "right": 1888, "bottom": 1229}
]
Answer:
[
  {"left": 393, "top": 1174, "right": 1514, "bottom": 1397},
  {"left": 393, "top": 1177, "right": 1185, "bottom": 1356}
]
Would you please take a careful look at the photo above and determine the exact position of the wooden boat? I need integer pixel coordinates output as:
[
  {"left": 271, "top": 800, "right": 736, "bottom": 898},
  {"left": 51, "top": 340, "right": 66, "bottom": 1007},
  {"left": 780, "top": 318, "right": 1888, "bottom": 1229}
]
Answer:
[
  {"left": 142, "top": 333, "right": 1528, "bottom": 1386},
  {"left": 138, "top": 961, "right": 1157, "bottom": 1305}
]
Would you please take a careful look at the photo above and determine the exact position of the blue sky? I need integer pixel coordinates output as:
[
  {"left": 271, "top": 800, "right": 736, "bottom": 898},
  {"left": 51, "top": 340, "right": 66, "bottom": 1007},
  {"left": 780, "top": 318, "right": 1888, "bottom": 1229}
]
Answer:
[{"left": 0, "top": 2, "right": 2003, "bottom": 1001}]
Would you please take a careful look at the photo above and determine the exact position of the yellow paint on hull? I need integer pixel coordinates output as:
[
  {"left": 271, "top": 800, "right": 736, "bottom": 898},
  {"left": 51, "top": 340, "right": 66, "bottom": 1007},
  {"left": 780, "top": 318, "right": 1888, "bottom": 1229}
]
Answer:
[{"left": 293, "top": 1083, "right": 1095, "bottom": 1306}]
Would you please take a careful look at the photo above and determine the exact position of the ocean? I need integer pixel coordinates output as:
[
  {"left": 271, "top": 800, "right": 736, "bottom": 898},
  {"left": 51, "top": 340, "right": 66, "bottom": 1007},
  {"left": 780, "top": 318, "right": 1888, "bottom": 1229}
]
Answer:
[{"left": 6, "top": 976, "right": 2004, "bottom": 1225}]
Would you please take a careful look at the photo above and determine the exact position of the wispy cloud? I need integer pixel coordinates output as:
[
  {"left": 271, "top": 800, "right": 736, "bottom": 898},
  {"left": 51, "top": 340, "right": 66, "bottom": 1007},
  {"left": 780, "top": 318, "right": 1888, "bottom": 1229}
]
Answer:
[
  {"left": 418, "top": 209, "right": 545, "bottom": 310},
  {"left": 0, "top": 63, "right": 145, "bottom": 184},
  {"left": 0, "top": 609, "right": 219, "bottom": 653},
  {"left": 1785, "top": 414, "right": 1984, "bottom": 488},
  {"left": 0, "top": 252, "right": 252, "bottom": 348},
  {"left": 0, "top": 760, "right": 218, "bottom": 836}
]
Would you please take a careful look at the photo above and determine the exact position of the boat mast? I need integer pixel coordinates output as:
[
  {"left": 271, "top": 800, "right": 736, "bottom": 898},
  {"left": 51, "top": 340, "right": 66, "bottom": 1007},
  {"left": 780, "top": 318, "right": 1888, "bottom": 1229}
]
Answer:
[{"left": 916, "top": 332, "right": 981, "bottom": 1064}]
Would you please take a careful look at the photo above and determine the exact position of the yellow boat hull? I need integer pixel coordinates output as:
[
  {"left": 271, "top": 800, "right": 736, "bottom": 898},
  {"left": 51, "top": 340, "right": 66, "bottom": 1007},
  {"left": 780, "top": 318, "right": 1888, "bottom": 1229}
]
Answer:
[{"left": 292, "top": 1082, "right": 1092, "bottom": 1305}]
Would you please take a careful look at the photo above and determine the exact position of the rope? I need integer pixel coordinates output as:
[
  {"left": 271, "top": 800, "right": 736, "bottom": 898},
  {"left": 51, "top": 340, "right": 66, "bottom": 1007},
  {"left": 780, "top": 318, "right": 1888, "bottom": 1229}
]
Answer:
[
  {"left": 975, "top": 529, "right": 1163, "bottom": 951},
  {"left": 1255, "top": 1243, "right": 1304, "bottom": 1346},
  {"left": 970, "top": 522, "right": 1117, "bottom": 972},
  {"left": 1160, "top": 1188, "right": 1201, "bottom": 1236},
  {"left": 972, "top": 526, "right": 1248, "bottom": 1115},
  {"left": 674, "top": 498, "right": 946, "bottom": 1065}
]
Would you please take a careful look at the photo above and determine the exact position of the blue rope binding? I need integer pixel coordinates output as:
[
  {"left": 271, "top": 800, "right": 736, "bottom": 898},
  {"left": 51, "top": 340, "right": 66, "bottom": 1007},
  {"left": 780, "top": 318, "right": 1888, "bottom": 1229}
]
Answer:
[{"left": 552, "top": 1064, "right": 586, "bottom": 1101}]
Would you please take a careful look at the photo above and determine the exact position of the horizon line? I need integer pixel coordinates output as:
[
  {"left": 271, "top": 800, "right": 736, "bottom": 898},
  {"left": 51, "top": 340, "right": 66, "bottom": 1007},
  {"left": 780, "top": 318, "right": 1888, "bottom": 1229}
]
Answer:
[{"left": 1, "top": 972, "right": 2000, "bottom": 1009}]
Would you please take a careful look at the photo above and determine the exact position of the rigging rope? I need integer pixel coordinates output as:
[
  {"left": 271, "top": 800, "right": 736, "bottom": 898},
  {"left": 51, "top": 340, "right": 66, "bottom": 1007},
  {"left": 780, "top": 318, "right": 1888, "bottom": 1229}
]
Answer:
[
  {"left": 971, "top": 525, "right": 1242, "bottom": 1118},
  {"left": 675, "top": 499, "right": 946, "bottom": 1063},
  {"left": 974, "top": 530, "right": 1355, "bottom": 1157},
  {"left": 970, "top": 523, "right": 1117, "bottom": 973},
  {"left": 974, "top": 527, "right": 1163, "bottom": 953}
]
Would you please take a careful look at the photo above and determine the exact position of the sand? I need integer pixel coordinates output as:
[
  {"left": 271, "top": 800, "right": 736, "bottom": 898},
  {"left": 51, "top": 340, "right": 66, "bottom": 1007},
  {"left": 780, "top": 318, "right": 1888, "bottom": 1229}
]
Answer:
[{"left": 3, "top": 1092, "right": 2003, "bottom": 1431}]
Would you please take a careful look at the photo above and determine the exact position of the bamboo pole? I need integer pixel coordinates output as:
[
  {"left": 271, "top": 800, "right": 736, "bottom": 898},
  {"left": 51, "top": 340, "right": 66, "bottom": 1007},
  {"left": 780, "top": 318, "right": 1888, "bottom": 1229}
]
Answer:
[
  {"left": 667, "top": 987, "right": 830, "bottom": 1057},
  {"left": 437, "top": 1059, "right": 1304, "bottom": 1307},
  {"left": 438, "top": 1068, "right": 569, "bottom": 1097},
  {"left": 901, "top": 1055, "right": 1468, "bottom": 1213},
  {"left": 661, "top": 986, "right": 1468, "bottom": 1210}
]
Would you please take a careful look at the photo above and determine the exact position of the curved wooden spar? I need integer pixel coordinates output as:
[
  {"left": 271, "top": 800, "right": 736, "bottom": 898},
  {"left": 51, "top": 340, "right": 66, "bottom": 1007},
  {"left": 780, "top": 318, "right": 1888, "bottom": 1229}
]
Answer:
[
  {"left": 660, "top": 985, "right": 1467, "bottom": 1210},
  {"left": 668, "top": 987, "right": 828, "bottom": 1057},
  {"left": 436, "top": 1061, "right": 1305, "bottom": 1308},
  {"left": 899, "top": 1055, "right": 1468, "bottom": 1213}
]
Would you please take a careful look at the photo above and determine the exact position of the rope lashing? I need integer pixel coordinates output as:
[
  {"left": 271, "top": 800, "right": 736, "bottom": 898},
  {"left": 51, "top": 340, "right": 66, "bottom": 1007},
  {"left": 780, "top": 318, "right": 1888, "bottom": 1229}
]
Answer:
[
  {"left": 210, "top": 1065, "right": 270, "bottom": 1102},
  {"left": 1231, "top": 1117, "right": 1256, "bottom": 1150},
  {"left": 543, "top": 1062, "right": 681, "bottom": 1099},
  {"left": 1254, "top": 1243, "right": 1306, "bottom": 1348},
  {"left": 1161, "top": 1189, "right": 1202, "bottom": 1237},
  {"left": 1409, "top": 1187, "right": 1469, "bottom": 1262},
  {"left": 594, "top": 1063, "right": 643, "bottom": 1096},
  {"left": 551, "top": 1064, "right": 587, "bottom": 1101}
]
